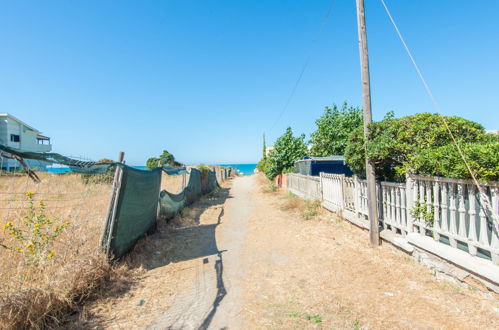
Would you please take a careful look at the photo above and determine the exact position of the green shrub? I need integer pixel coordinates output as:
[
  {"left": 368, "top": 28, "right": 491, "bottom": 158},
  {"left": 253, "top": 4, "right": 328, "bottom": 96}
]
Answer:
[
  {"left": 256, "top": 157, "right": 270, "bottom": 174},
  {"left": 344, "top": 112, "right": 488, "bottom": 182},
  {"left": 411, "top": 141, "right": 499, "bottom": 181}
]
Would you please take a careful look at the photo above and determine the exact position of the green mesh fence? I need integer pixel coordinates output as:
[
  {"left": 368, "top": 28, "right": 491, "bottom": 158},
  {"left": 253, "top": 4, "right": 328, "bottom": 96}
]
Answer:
[
  {"left": 0, "top": 143, "right": 186, "bottom": 175},
  {"left": 159, "top": 168, "right": 219, "bottom": 220},
  {"left": 103, "top": 166, "right": 162, "bottom": 258},
  {"left": 0, "top": 143, "right": 231, "bottom": 259}
]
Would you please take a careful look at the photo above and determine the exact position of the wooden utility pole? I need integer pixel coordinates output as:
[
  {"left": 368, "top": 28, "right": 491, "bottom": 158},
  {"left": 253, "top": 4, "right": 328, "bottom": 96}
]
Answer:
[{"left": 356, "top": 0, "right": 379, "bottom": 246}]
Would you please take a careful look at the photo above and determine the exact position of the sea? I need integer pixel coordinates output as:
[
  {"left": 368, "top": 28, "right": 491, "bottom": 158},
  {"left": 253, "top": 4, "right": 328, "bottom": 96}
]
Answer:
[
  {"left": 47, "top": 163, "right": 257, "bottom": 176},
  {"left": 219, "top": 164, "right": 256, "bottom": 176}
]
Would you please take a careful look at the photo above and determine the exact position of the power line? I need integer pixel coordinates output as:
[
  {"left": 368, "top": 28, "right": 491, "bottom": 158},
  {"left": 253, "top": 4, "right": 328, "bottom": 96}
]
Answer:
[
  {"left": 379, "top": 0, "right": 499, "bottom": 227},
  {"left": 268, "top": 0, "right": 337, "bottom": 133}
]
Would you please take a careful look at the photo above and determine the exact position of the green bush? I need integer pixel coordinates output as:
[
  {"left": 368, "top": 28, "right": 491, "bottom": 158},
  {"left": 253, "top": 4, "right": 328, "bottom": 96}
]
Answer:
[
  {"left": 344, "top": 112, "right": 489, "bottom": 182},
  {"left": 309, "top": 102, "right": 363, "bottom": 157},
  {"left": 411, "top": 141, "right": 499, "bottom": 181},
  {"left": 266, "top": 127, "right": 308, "bottom": 179},
  {"left": 146, "top": 150, "right": 183, "bottom": 169},
  {"left": 256, "top": 157, "right": 270, "bottom": 174}
]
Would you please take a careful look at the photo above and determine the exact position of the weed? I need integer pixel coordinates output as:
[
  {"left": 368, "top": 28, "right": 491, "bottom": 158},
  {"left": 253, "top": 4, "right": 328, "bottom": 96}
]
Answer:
[
  {"left": 287, "top": 312, "right": 300, "bottom": 318},
  {"left": 262, "top": 182, "right": 277, "bottom": 193},
  {"left": 467, "top": 285, "right": 477, "bottom": 292},
  {"left": 1, "top": 192, "right": 68, "bottom": 266},
  {"left": 353, "top": 319, "right": 362, "bottom": 330},
  {"left": 280, "top": 192, "right": 297, "bottom": 200},
  {"left": 181, "top": 207, "right": 191, "bottom": 218},
  {"left": 196, "top": 164, "right": 212, "bottom": 180},
  {"left": 301, "top": 200, "right": 321, "bottom": 220},
  {"left": 305, "top": 314, "right": 322, "bottom": 324}
]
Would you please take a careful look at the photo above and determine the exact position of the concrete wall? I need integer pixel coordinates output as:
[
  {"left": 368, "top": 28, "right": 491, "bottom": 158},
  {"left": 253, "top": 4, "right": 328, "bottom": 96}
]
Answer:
[
  {"left": 286, "top": 173, "right": 321, "bottom": 200},
  {"left": 273, "top": 173, "right": 287, "bottom": 190}
]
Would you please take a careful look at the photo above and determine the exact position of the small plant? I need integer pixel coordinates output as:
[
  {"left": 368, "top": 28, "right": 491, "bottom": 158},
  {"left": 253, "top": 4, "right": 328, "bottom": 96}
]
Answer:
[
  {"left": 0, "top": 192, "right": 68, "bottom": 265},
  {"left": 197, "top": 164, "right": 212, "bottom": 180},
  {"left": 305, "top": 314, "right": 322, "bottom": 324},
  {"left": 180, "top": 207, "right": 191, "bottom": 218},
  {"left": 280, "top": 192, "right": 297, "bottom": 200},
  {"left": 410, "top": 199, "right": 435, "bottom": 227},
  {"left": 262, "top": 181, "right": 277, "bottom": 193},
  {"left": 301, "top": 200, "right": 321, "bottom": 220}
]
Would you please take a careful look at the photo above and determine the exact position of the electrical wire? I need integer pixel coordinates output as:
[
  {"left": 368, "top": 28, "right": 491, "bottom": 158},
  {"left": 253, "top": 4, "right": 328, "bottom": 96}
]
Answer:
[
  {"left": 379, "top": 0, "right": 499, "bottom": 227},
  {"left": 269, "top": 0, "right": 337, "bottom": 133}
]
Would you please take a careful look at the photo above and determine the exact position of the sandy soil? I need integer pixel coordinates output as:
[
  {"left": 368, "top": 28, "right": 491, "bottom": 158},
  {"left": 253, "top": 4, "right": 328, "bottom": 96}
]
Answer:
[{"left": 80, "top": 174, "right": 499, "bottom": 329}]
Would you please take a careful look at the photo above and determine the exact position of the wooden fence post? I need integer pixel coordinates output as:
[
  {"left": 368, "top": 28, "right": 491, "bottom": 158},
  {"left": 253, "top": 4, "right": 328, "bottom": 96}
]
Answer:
[{"left": 101, "top": 152, "right": 125, "bottom": 257}]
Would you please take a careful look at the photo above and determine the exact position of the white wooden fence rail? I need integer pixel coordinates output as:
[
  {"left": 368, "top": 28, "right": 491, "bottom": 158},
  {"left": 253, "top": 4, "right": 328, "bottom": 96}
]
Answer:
[{"left": 316, "top": 173, "right": 499, "bottom": 264}]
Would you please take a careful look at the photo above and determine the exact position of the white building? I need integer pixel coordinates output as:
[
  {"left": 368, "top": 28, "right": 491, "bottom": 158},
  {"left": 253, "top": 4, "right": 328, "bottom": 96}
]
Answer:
[{"left": 0, "top": 113, "right": 52, "bottom": 171}]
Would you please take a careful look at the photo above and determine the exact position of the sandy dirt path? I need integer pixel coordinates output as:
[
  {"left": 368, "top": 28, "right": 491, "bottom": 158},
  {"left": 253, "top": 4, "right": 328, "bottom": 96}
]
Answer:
[{"left": 80, "top": 175, "right": 499, "bottom": 329}]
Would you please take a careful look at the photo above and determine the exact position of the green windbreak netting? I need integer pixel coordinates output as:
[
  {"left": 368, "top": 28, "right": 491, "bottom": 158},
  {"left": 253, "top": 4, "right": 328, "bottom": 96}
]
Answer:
[
  {"left": 159, "top": 168, "right": 219, "bottom": 220},
  {"left": 0, "top": 143, "right": 186, "bottom": 175},
  {"left": 105, "top": 166, "right": 162, "bottom": 258}
]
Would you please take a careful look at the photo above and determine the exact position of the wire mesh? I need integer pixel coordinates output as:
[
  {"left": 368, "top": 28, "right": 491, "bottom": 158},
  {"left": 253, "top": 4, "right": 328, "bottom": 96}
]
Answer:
[{"left": 0, "top": 158, "right": 113, "bottom": 298}]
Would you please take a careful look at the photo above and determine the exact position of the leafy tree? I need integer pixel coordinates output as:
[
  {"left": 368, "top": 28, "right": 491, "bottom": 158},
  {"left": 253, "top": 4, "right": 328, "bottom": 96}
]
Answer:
[
  {"left": 266, "top": 127, "right": 308, "bottom": 179},
  {"left": 146, "top": 157, "right": 160, "bottom": 169},
  {"left": 411, "top": 139, "right": 499, "bottom": 182},
  {"left": 256, "top": 133, "right": 270, "bottom": 174},
  {"left": 146, "top": 150, "right": 183, "bottom": 169},
  {"left": 310, "top": 102, "right": 363, "bottom": 157},
  {"left": 344, "top": 112, "right": 488, "bottom": 182}
]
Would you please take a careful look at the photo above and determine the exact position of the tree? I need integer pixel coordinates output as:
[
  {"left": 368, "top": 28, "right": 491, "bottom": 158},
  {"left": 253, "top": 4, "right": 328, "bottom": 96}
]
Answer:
[
  {"left": 266, "top": 127, "right": 308, "bottom": 179},
  {"left": 344, "top": 112, "right": 489, "bottom": 182},
  {"left": 310, "top": 102, "right": 363, "bottom": 157},
  {"left": 262, "top": 133, "right": 266, "bottom": 160},
  {"left": 256, "top": 133, "right": 270, "bottom": 174},
  {"left": 146, "top": 150, "right": 183, "bottom": 169}
]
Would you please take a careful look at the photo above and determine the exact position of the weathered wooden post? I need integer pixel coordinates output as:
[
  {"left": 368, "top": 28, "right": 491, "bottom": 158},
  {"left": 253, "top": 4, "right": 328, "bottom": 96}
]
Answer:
[
  {"left": 101, "top": 151, "right": 125, "bottom": 257},
  {"left": 356, "top": 0, "right": 379, "bottom": 246}
]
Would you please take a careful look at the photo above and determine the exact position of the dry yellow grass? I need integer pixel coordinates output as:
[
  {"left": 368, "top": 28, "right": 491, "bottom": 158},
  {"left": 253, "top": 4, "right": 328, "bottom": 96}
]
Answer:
[
  {"left": 0, "top": 170, "right": 195, "bottom": 329},
  {"left": 0, "top": 172, "right": 113, "bottom": 329},
  {"left": 244, "top": 174, "right": 499, "bottom": 329},
  {"left": 160, "top": 172, "right": 189, "bottom": 194}
]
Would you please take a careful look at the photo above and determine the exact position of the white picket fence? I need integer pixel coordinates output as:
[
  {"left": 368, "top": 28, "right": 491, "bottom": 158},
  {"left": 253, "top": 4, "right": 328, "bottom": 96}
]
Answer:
[{"left": 317, "top": 173, "right": 499, "bottom": 265}]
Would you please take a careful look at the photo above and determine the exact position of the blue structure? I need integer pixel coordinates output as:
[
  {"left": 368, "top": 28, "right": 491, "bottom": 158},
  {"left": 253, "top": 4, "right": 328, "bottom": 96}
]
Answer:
[{"left": 294, "top": 156, "right": 353, "bottom": 177}]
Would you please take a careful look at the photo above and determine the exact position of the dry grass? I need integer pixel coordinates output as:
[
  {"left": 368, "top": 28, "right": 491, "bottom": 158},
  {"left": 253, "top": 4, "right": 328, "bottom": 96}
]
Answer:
[
  {"left": 160, "top": 172, "right": 189, "bottom": 194},
  {"left": 257, "top": 175, "right": 277, "bottom": 193},
  {"left": 0, "top": 172, "right": 117, "bottom": 329},
  {"left": 244, "top": 174, "right": 499, "bottom": 329}
]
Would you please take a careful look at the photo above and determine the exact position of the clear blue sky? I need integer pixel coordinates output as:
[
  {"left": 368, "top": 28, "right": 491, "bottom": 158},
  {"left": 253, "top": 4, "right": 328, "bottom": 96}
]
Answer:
[{"left": 1, "top": 0, "right": 497, "bottom": 165}]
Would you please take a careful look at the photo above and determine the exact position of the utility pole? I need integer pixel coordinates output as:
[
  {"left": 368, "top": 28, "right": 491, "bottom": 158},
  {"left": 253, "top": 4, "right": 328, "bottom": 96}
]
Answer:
[{"left": 356, "top": 0, "right": 379, "bottom": 246}]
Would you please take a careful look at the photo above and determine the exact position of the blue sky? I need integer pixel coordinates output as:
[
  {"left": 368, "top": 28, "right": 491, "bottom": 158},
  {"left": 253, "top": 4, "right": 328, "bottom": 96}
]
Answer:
[{"left": 0, "top": 0, "right": 497, "bottom": 165}]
